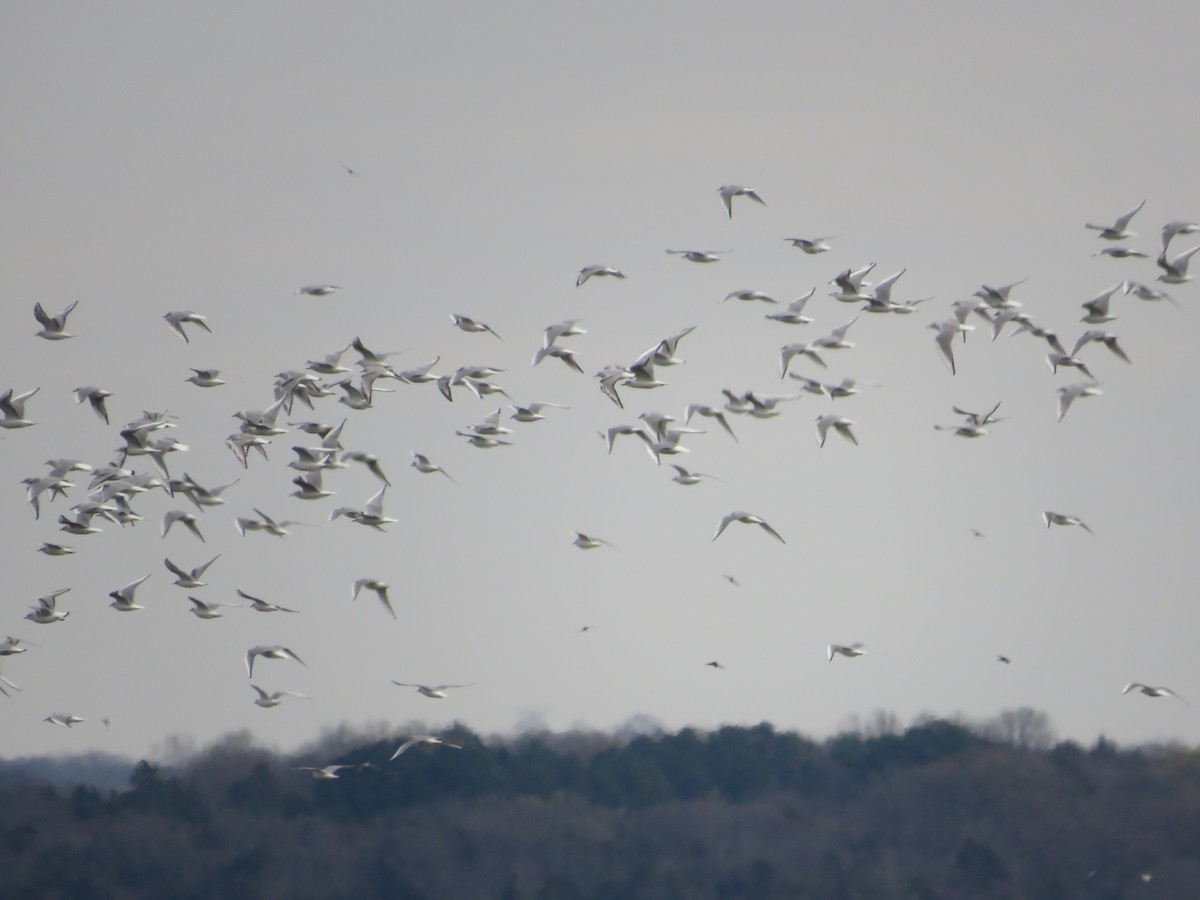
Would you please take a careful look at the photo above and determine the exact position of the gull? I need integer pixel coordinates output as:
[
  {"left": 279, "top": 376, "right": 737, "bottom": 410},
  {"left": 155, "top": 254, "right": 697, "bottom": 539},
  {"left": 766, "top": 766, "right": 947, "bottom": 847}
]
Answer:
[
  {"left": 577, "top": 265, "right": 625, "bottom": 286},
  {"left": 1071, "top": 330, "right": 1130, "bottom": 363},
  {"left": 245, "top": 645, "right": 308, "bottom": 678},
  {"left": 226, "top": 433, "right": 271, "bottom": 468},
  {"left": 58, "top": 514, "right": 102, "bottom": 536},
  {"left": 652, "top": 326, "right": 696, "bottom": 366},
  {"left": 717, "top": 184, "right": 766, "bottom": 218},
  {"left": 70, "top": 387, "right": 112, "bottom": 425},
  {"left": 306, "top": 343, "right": 354, "bottom": 376},
  {"left": 973, "top": 278, "right": 1027, "bottom": 309},
  {"left": 456, "top": 431, "right": 512, "bottom": 449},
  {"left": 45, "top": 714, "right": 85, "bottom": 728},
  {"left": 24, "top": 475, "right": 73, "bottom": 519},
  {"left": 38, "top": 543, "right": 76, "bottom": 556},
  {"left": 252, "top": 686, "right": 310, "bottom": 707},
  {"left": 1156, "top": 243, "right": 1200, "bottom": 284},
  {"left": 1093, "top": 246, "right": 1147, "bottom": 259},
  {"left": 164, "top": 554, "right": 220, "bottom": 588},
  {"left": 185, "top": 368, "right": 225, "bottom": 387},
  {"left": 390, "top": 735, "right": 463, "bottom": 761},
  {"left": 543, "top": 319, "right": 587, "bottom": 346},
  {"left": 162, "top": 310, "right": 212, "bottom": 343},
  {"left": 765, "top": 289, "right": 816, "bottom": 324},
  {"left": 33, "top": 301, "right": 79, "bottom": 340},
  {"left": 605, "top": 422, "right": 650, "bottom": 455},
  {"left": 827, "top": 642, "right": 866, "bottom": 661},
  {"left": 862, "top": 269, "right": 931, "bottom": 314},
  {"left": 466, "top": 408, "right": 513, "bottom": 436},
  {"left": 294, "top": 764, "right": 360, "bottom": 780},
  {"left": 1057, "top": 382, "right": 1103, "bottom": 422},
  {"left": 0, "top": 636, "right": 31, "bottom": 656},
  {"left": 162, "top": 509, "right": 205, "bottom": 542},
  {"left": 187, "top": 596, "right": 237, "bottom": 620},
  {"left": 722, "top": 289, "right": 777, "bottom": 304},
  {"left": 706, "top": 661, "right": 725, "bottom": 670},
  {"left": 1047, "top": 352, "right": 1097, "bottom": 382},
  {"left": 234, "top": 395, "right": 289, "bottom": 436},
  {"left": 395, "top": 356, "right": 442, "bottom": 385},
  {"left": 236, "top": 507, "right": 305, "bottom": 538},
  {"left": 296, "top": 284, "right": 341, "bottom": 296},
  {"left": 1121, "top": 280, "right": 1177, "bottom": 305},
  {"left": 289, "top": 445, "right": 338, "bottom": 473},
  {"left": 459, "top": 377, "right": 511, "bottom": 401},
  {"left": 669, "top": 464, "right": 720, "bottom": 485},
  {"left": 780, "top": 342, "right": 827, "bottom": 376},
  {"left": 532, "top": 343, "right": 585, "bottom": 373},
  {"left": 1121, "top": 683, "right": 1187, "bottom": 703},
  {"left": 510, "top": 402, "right": 569, "bottom": 422},
  {"left": 825, "top": 377, "right": 873, "bottom": 400},
  {"left": 108, "top": 574, "right": 151, "bottom": 611},
  {"left": 26, "top": 589, "right": 70, "bottom": 624},
  {"left": 596, "top": 364, "right": 632, "bottom": 408},
  {"left": 236, "top": 589, "right": 299, "bottom": 613},
  {"left": 829, "top": 263, "right": 876, "bottom": 302},
  {"left": 712, "top": 511, "right": 785, "bottom": 544},
  {"left": 450, "top": 313, "right": 503, "bottom": 341},
  {"left": 784, "top": 236, "right": 835, "bottom": 254},
  {"left": 173, "top": 473, "right": 239, "bottom": 510},
  {"left": 930, "top": 318, "right": 972, "bottom": 375},
  {"left": 935, "top": 402, "right": 1005, "bottom": 438},
  {"left": 391, "top": 682, "right": 474, "bottom": 699},
  {"left": 996, "top": 654, "right": 1011, "bottom": 664},
  {"left": 744, "top": 392, "right": 798, "bottom": 420},
  {"left": 341, "top": 450, "right": 391, "bottom": 485},
  {"left": 1080, "top": 285, "right": 1121, "bottom": 323},
  {"left": 622, "top": 347, "right": 668, "bottom": 390},
  {"left": 813, "top": 317, "right": 858, "bottom": 350},
  {"left": 666, "top": 248, "right": 728, "bottom": 263},
  {"left": 789, "top": 374, "right": 828, "bottom": 397},
  {"left": 722, "top": 574, "right": 740, "bottom": 587},
  {"left": 683, "top": 404, "right": 737, "bottom": 441},
  {"left": 352, "top": 578, "right": 395, "bottom": 619},
  {"left": 815, "top": 414, "right": 857, "bottom": 448},
  {"left": 410, "top": 452, "right": 454, "bottom": 481},
  {"left": 572, "top": 532, "right": 613, "bottom": 549},
  {"left": 0, "top": 387, "right": 39, "bottom": 429},
  {"left": 329, "top": 486, "right": 398, "bottom": 530},
  {"left": 291, "top": 471, "right": 333, "bottom": 501},
  {"left": 1085, "top": 199, "right": 1145, "bottom": 240},
  {"left": 1043, "top": 511, "right": 1094, "bottom": 534},
  {"left": 1162, "top": 219, "right": 1200, "bottom": 250}
]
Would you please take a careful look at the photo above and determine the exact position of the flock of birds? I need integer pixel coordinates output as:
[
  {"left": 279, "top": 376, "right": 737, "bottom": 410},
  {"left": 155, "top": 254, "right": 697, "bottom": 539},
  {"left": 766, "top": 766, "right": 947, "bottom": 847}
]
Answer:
[{"left": 5, "top": 182, "right": 1195, "bottom": 775}]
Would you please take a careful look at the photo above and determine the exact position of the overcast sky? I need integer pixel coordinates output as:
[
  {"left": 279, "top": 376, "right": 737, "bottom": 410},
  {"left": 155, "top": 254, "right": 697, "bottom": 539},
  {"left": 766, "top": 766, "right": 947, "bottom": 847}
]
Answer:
[{"left": 4, "top": 2, "right": 1199, "bottom": 761}]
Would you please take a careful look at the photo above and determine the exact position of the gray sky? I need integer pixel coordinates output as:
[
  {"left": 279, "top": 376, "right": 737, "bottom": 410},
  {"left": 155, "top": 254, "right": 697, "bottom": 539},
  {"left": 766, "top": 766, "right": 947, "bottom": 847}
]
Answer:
[{"left": 4, "top": 1, "right": 1198, "bottom": 760}]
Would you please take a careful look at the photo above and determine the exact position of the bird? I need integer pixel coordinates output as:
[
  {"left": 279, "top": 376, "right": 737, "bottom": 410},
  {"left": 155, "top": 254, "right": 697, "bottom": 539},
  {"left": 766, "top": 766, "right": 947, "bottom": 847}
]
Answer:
[
  {"left": 391, "top": 682, "right": 474, "bottom": 699},
  {"left": 351, "top": 578, "right": 395, "bottom": 619},
  {"left": 572, "top": 532, "right": 613, "bottom": 550},
  {"left": 162, "top": 310, "right": 212, "bottom": 343},
  {"left": 683, "top": 403, "right": 737, "bottom": 441},
  {"left": 651, "top": 326, "right": 697, "bottom": 367},
  {"left": 294, "top": 764, "right": 360, "bottom": 780},
  {"left": 108, "top": 574, "right": 151, "bottom": 611},
  {"left": 784, "top": 236, "right": 836, "bottom": 254},
  {"left": 410, "top": 452, "right": 454, "bottom": 481},
  {"left": 780, "top": 342, "right": 827, "bottom": 376},
  {"left": 829, "top": 263, "right": 876, "bottom": 301},
  {"left": 706, "top": 661, "right": 726, "bottom": 670},
  {"left": 329, "top": 486, "right": 398, "bottom": 530},
  {"left": 531, "top": 343, "right": 585, "bottom": 373},
  {"left": 1046, "top": 351, "right": 1097, "bottom": 382},
  {"left": 25, "top": 589, "right": 70, "bottom": 624},
  {"left": 722, "top": 574, "right": 741, "bottom": 588},
  {"left": 1121, "top": 683, "right": 1187, "bottom": 703},
  {"left": 33, "top": 301, "right": 79, "bottom": 340},
  {"left": 828, "top": 643, "right": 867, "bottom": 661},
  {"left": 185, "top": 368, "right": 225, "bottom": 388},
  {"left": 187, "top": 596, "right": 237, "bottom": 620},
  {"left": 712, "top": 511, "right": 785, "bottom": 544},
  {"left": 934, "top": 402, "right": 1005, "bottom": 438},
  {"left": 577, "top": 265, "right": 625, "bottom": 286},
  {"left": 341, "top": 450, "right": 391, "bottom": 485},
  {"left": 236, "top": 589, "right": 299, "bottom": 613},
  {"left": 1056, "top": 383, "right": 1103, "bottom": 422},
  {"left": 1156, "top": 244, "right": 1200, "bottom": 284},
  {"left": 1043, "top": 511, "right": 1094, "bottom": 534},
  {"left": 717, "top": 184, "right": 766, "bottom": 218},
  {"left": 930, "top": 318, "right": 972, "bottom": 375},
  {"left": 666, "top": 248, "right": 728, "bottom": 263},
  {"left": 813, "top": 317, "right": 858, "bottom": 350},
  {"left": 162, "top": 509, "right": 205, "bottom": 542},
  {"left": 44, "top": 714, "right": 85, "bottom": 728},
  {"left": 390, "top": 735, "right": 464, "bottom": 761},
  {"left": 450, "top": 313, "right": 503, "bottom": 341},
  {"left": 295, "top": 284, "right": 341, "bottom": 297},
  {"left": 236, "top": 508, "right": 305, "bottom": 538},
  {"left": 290, "top": 471, "right": 333, "bottom": 501},
  {"left": 37, "top": 542, "right": 76, "bottom": 556},
  {"left": 510, "top": 402, "right": 569, "bottom": 422},
  {"left": 251, "top": 685, "right": 310, "bottom": 707},
  {"left": 996, "top": 655, "right": 1011, "bottom": 664},
  {"left": 595, "top": 365, "right": 632, "bottom": 408},
  {"left": 0, "top": 387, "right": 40, "bottom": 429},
  {"left": 1161, "top": 220, "right": 1200, "bottom": 250},
  {"left": 245, "top": 645, "right": 308, "bottom": 678},
  {"left": 1070, "top": 330, "right": 1130, "bottom": 364},
  {"left": 722, "top": 289, "right": 777, "bottom": 304},
  {"left": 1085, "top": 199, "right": 1145, "bottom": 240},
  {"left": 815, "top": 414, "right": 857, "bottom": 448},
  {"left": 164, "top": 554, "right": 220, "bottom": 588},
  {"left": 765, "top": 289, "right": 816, "bottom": 324},
  {"left": 669, "top": 464, "right": 720, "bottom": 485},
  {"left": 1093, "top": 246, "right": 1147, "bottom": 259}
]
